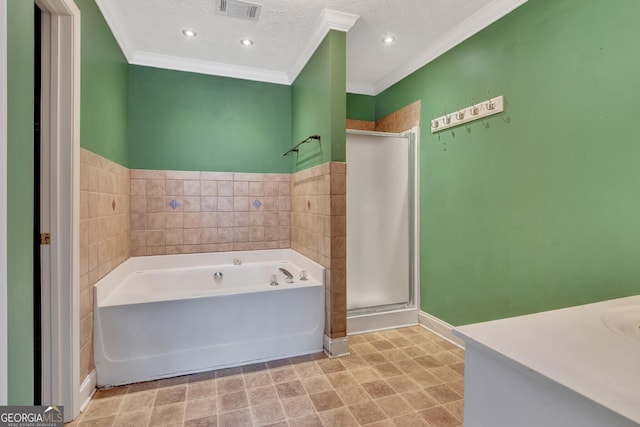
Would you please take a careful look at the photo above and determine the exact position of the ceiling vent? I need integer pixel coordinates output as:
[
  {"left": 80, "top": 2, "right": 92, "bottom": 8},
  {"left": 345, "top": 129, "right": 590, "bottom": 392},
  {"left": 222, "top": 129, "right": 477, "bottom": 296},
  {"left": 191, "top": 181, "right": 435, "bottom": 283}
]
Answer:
[{"left": 216, "top": 0, "right": 262, "bottom": 21}]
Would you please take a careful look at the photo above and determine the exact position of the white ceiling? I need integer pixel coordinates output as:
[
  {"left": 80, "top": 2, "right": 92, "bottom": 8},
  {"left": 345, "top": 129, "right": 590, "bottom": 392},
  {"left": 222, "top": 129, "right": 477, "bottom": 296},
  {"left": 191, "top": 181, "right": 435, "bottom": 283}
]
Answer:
[{"left": 96, "top": 0, "right": 527, "bottom": 95}]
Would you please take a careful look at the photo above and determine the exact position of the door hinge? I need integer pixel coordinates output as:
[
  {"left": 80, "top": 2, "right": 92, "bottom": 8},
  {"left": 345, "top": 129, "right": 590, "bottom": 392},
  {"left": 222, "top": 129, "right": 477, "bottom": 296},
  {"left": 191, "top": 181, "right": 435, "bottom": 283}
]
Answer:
[{"left": 40, "top": 232, "right": 51, "bottom": 245}]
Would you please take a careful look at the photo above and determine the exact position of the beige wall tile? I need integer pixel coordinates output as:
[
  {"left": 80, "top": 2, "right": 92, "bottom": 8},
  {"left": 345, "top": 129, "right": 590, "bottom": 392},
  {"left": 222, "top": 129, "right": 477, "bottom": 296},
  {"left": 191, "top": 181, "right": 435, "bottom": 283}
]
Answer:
[
  {"left": 147, "top": 213, "right": 166, "bottom": 230},
  {"left": 249, "top": 182, "right": 263, "bottom": 196},
  {"left": 130, "top": 179, "right": 146, "bottom": 196},
  {"left": 201, "top": 212, "right": 218, "bottom": 228},
  {"left": 234, "top": 212, "right": 249, "bottom": 227},
  {"left": 201, "top": 197, "right": 217, "bottom": 212},
  {"left": 165, "top": 229, "right": 184, "bottom": 246},
  {"left": 233, "top": 227, "right": 249, "bottom": 242},
  {"left": 234, "top": 172, "right": 263, "bottom": 182},
  {"left": 233, "top": 197, "right": 249, "bottom": 212},
  {"left": 218, "top": 181, "right": 234, "bottom": 196},
  {"left": 218, "top": 228, "right": 234, "bottom": 243},
  {"left": 264, "top": 182, "right": 279, "bottom": 196},
  {"left": 346, "top": 119, "right": 376, "bottom": 131},
  {"left": 147, "top": 196, "right": 165, "bottom": 212},
  {"left": 165, "top": 170, "right": 200, "bottom": 180},
  {"left": 182, "top": 197, "right": 201, "bottom": 212},
  {"left": 234, "top": 181, "right": 249, "bottom": 196},
  {"left": 201, "top": 171, "right": 232, "bottom": 181},
  {"left": 218, "top": 212, "right": 234, "bottom": 228},
  {"left": 202, "top": 228, "right": 218, "bottom": 244},
  {"left": 201, "top": 181, "right": 217, "bottom": 196},
  {"left": 184, "top": 180, "right": 201, "bottom": 196},
  {"left": 147, "top": 230, "right": 165, "bottom": 247},
  {"left": 250, "top": 212, "right": 266, "bottom": 227},
  {"left": 184, "top": 229, "right": 202, "bottom": 245},
  {"left": 146, "top": 179, "right": 165, "bottom": 196},
  {"left": 131, "top": 169, "right": 164, "bottom": 180},
  {"left": 165, "top": 179, "right": 184, "bottom": 196},
  {"left": 184, "top": 213, "right": 202, "bottom": 229},
  {"left": 218, "top": 197, "right": 234, "bottom": 211}
]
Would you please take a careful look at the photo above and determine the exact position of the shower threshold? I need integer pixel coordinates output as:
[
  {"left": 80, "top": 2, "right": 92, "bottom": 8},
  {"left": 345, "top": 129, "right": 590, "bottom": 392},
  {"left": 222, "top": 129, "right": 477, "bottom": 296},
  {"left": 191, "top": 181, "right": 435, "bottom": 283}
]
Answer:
[{"left": 347, "top": 303, "right": 418, "bottom": 335}]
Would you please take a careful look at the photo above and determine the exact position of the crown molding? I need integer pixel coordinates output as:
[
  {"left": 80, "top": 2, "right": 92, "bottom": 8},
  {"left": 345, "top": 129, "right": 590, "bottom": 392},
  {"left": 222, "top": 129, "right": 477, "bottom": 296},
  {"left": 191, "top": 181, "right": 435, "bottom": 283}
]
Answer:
[
  {"left": 130, "top": 51, "right": 291, "bottom": 84},
  {"left": 372, "top": 0, "right": 528, "bottom": 94},
  {"left": 287, "top": 8, "right": 360, "bottom": 84},
  {"left": 95, "top": 0, "right": 525, "bottom": 93},
  {"left": 95, "top": 2, "right": 357, "bottom": 86},
  {"left": 346, "top": 80, "right": 375, "bottom": 96},
  {"left": 95, "top": 0, "right": 135, "bottom": 61}
]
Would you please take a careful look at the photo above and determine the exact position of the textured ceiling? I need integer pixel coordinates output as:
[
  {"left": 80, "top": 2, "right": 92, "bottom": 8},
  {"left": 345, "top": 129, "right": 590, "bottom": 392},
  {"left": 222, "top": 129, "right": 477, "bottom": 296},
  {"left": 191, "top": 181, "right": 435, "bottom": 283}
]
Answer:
[{"left": 96, "top": 0, "right": 527, "bottom": 94}]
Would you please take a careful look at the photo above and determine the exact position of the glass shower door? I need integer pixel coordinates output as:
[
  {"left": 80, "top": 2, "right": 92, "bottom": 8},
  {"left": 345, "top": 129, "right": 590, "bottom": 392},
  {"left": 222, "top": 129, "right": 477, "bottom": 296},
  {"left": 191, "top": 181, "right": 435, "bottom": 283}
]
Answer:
[{"left": 346, "top": 131, "right": 415, "bottom": 312}]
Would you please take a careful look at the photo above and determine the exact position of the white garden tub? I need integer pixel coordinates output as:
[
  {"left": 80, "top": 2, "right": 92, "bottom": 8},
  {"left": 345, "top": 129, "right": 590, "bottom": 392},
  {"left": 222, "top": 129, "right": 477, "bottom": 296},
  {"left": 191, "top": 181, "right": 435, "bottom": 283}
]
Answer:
[{"left": 94, "top": 249, "right": 325, "bottom": 386}]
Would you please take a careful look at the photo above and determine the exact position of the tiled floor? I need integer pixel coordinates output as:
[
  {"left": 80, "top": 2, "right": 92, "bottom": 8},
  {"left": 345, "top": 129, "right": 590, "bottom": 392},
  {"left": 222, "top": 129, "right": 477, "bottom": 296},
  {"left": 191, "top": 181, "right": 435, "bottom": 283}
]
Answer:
[{"left": 69, "top": 326, "right": 464, "bottom": 426}]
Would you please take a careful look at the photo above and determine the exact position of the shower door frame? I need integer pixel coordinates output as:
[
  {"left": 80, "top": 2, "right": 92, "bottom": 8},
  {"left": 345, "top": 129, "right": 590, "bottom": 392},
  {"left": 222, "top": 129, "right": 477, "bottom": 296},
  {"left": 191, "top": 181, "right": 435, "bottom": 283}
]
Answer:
[{"left": 346, "top": 128, "right": 420, "bottom": 329}]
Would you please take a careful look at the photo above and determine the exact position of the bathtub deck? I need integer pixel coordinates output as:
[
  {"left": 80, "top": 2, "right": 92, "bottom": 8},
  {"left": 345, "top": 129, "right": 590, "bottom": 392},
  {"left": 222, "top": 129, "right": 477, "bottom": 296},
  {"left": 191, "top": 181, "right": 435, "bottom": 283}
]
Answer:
[{"left": 70, "top": 326, "right": 464, "bottom": 426}]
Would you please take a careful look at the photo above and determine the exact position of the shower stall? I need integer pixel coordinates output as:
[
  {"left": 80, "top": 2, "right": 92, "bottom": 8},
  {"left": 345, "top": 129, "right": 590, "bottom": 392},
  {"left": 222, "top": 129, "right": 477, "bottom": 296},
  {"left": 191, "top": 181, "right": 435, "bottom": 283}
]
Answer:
[{"left": 346, "top": 129, "right": 419, "bottom": 334}]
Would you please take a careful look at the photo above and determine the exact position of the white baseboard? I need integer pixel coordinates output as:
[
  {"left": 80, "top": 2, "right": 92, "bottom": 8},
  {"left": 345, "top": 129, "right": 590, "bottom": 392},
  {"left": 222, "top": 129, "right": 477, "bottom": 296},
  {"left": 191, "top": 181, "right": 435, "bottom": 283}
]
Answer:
[
  {"left": 323, "top": 334, "right": 350, "bottom": 358},
  {"left": 79, "top": 370, "right": 97, "bottom": 413},
  {"left": 347, "top": 308, "right": 418, "bottom": 335},
  {"left": 419, "top": 311, "right": 465, "bottom": 349}
]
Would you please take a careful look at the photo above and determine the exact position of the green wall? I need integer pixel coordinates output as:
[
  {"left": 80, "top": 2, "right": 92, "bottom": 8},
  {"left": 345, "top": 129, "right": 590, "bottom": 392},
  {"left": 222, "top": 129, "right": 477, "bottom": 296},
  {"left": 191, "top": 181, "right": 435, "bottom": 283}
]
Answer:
[
  {"left": 77, "top": 0, "right": 129, "bottom": 166},
  {"left": 128, "top": 66, "right": 292, "bottom": 173},
  {"left": 376, "top": 0, "right": 640, "bottom": 325},
  {"left": 291, "top": 30, "right": 346, "bottom": 170},
  {"left": 346, "top": 93, "right": 375, "bottom": 122},
  {"left": 7, "top": 0, "right": 35, "bottom": 405},
  {"left": 6, "top": 0, "right": 128, "bottom": 403}
]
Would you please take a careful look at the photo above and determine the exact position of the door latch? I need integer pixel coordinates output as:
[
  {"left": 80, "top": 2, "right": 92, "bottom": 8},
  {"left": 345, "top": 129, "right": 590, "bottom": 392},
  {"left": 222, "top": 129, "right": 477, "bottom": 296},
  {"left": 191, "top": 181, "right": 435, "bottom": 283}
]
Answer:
[{"left": 40, "top": 232, "right": 51, "bottom": 245}]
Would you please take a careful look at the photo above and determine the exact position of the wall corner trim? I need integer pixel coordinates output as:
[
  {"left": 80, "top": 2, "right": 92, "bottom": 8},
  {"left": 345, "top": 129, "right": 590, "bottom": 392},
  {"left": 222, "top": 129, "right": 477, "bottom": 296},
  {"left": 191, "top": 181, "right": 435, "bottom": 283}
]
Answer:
[
  {"left": 323, "top": 334, "right": 350, "bottom": 358},
  {"left": 418, "top": 311, "right": 465, "bottom": 349}
]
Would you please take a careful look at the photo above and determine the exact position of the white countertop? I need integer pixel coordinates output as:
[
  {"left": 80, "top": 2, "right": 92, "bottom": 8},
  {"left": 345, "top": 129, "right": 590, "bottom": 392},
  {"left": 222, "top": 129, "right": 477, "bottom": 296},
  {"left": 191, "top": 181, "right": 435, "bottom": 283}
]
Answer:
[{"left": 454, "top": 295, "right": 640, "bottom": 424}]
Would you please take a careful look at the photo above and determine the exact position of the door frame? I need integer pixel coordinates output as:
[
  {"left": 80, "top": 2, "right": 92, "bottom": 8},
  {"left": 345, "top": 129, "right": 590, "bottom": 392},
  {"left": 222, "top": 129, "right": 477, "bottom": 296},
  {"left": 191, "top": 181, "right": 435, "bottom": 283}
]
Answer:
[
  {"left": 35, "top": 0, "right": 80, "bottom": 420},
  {"left": 0, "top": 0, "right": 8, "bottom": 405}
]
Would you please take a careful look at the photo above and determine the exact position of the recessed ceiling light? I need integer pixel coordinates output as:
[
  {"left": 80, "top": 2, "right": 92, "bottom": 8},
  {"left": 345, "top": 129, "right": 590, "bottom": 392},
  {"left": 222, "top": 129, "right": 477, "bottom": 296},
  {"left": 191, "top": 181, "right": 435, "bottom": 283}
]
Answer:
[
  {"left": 182, "top": 29, "right": 197, "bottom": 37},
  {"left": 240, "top": 38, "right": 254, "bottom": 46},
  {"left": 383, "top": 35, "right": 395, "bottom": 45}
]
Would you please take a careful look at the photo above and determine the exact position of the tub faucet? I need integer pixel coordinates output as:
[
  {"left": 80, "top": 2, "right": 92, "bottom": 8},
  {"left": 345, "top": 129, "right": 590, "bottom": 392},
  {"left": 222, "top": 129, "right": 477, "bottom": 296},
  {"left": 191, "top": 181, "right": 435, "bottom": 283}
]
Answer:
[{"left": 279, "top": 268, "right": 294, "bottom": 283}]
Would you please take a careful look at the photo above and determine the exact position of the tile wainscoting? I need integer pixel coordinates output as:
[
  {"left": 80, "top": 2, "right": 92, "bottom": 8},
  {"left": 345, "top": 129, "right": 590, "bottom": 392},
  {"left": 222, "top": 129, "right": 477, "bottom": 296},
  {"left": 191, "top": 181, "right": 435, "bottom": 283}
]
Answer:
[
  {"left": 80, "top": 148, "right": 131, "bottom": 380},
  {"left": 291, "top": 163, "right": 347, "bottom": 343},
  {"left": 129, "top": 170, "right": 291, "bottom": 255}
]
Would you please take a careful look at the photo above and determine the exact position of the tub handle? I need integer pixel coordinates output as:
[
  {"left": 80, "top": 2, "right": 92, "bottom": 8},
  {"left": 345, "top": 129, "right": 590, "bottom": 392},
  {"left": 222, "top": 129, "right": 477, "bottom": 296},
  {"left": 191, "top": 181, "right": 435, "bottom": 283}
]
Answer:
[
  {"left": 270, "top": 274, "right": 279, "bottom": 286},
  {"left": 213, "top": 272, "right": 223, "bottom": 279}
]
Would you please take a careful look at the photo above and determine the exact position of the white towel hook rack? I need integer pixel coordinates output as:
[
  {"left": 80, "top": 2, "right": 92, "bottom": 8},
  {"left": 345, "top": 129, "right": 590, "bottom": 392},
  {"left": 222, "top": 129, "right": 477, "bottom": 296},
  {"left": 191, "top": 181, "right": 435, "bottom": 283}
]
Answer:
[{"left": 431, "top": 95, "right": 504, "bottom": 133}]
